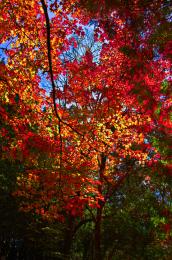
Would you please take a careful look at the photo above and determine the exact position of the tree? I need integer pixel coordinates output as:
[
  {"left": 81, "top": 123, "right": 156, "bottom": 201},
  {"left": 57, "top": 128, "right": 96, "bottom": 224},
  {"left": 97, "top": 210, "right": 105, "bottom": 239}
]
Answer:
[{"left": 0, "top": 0, "right": 171, "bottom": 259}]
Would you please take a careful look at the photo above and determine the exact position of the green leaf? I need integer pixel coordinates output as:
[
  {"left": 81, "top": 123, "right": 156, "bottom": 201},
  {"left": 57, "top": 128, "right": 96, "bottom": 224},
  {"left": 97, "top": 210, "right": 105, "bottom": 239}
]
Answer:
[
  {"left": 15, "top": 93, "right": 20, "bottom": 103},
  {"left": 161, "top": 80, "right": 168, "bottom": 93}
]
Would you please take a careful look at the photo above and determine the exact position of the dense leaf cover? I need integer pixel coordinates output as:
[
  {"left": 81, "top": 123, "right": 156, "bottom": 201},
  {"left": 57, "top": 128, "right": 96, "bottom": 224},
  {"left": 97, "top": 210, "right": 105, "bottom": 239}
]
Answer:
[{"left": 0, "top": 0, "right": 171, "bottom": 259}]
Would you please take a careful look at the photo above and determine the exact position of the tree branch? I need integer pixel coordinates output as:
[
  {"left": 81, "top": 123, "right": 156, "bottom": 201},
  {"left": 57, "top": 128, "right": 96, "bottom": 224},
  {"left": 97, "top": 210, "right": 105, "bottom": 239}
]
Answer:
[{"left": 40, "top": 0, "right": 83, "bottom": 137}]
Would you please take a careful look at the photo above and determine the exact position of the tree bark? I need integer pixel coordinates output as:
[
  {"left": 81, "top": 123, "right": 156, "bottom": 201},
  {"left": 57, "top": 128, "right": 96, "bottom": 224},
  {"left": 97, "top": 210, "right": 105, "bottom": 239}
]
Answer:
[
  {"left": 62, "top": 216, "right": 74, "bottom": 258},
  {"left": 93, "top": 153, "right": 106, "bottom": 260},
  {"left": 94, "top": 206, "right": 103, "bottom": 260}
]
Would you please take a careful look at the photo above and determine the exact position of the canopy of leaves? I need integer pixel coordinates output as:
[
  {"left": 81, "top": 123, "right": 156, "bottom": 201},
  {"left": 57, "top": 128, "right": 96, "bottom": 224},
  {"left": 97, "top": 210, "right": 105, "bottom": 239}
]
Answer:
[{"left": 0, "top": 0, "right": 171, "bottom": 259}]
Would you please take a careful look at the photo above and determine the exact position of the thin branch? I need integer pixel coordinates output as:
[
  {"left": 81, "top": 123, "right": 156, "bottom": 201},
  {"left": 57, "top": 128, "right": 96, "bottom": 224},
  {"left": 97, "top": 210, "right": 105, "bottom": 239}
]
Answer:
[
  {"left": 40, "top": 0, "right": 83, "bottom": 137},
  {"left": 40, "top": 0, "right": 60, "bottom": 120}
]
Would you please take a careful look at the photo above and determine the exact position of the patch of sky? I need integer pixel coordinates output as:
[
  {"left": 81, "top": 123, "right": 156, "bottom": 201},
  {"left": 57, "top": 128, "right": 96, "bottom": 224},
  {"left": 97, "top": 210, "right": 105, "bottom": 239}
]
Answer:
[
  {"left": 144, "top": 138, "right": 149, "bottom": 144},
  {"left": 139, "top": 43, "right": 145, "bottom": 51},
  {"left": 153, "top": 47, "right": 161, "bottom": 61},
  {"left": 89, "top": 19, "right": 99, "bottom": 27},
  {"left": 38, "top": 69, "right": 52, "bottom": 93},
  {"left": 55, "top": 73, "right": 68, "bottom": 90},
  {"left": 154, "top": 188, "right": 171, "bottom": 204},
  {"left": 160, "top": 95, "right": 167, "bottom": 101},
  {"left": 166, "top": 12, "right": 172, "bottom": 22},
  {"left": 139, "top": 29, "right": 151, "bottom": 40},
  {"left": 0, "top": 37, "right": 17, "bottom": 64},
  {"left": 0, "top": 46, "right": 8, "bottom": 64},
  {"left": 36, "top": 14, "right": 41, "bottom": 19},
  {"left": 147, "top": 148, "right": 157, "bottom": 160},
  {"left": 38, "top": 68, "right": 69, "bottom": 106},
  {"left": 60, "top": 22, "right": 102, "bottom": 64}
]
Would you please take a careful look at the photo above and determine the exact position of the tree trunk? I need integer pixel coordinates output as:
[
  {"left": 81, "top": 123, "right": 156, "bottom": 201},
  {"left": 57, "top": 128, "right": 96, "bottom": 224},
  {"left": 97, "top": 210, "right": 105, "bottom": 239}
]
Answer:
[
  {"left": 62, "top": 216, "right": 74, "bottom": 258},
  {"left": 93, "top": 153, "right": 106, "bottom": 260},
  {"left": 94, "top": 205, "right": 103, "bottom": 260}
]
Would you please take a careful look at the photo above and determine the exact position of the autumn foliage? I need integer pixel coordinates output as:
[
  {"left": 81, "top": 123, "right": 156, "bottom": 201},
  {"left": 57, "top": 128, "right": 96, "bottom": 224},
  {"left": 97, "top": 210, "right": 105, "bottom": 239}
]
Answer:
[{"left": 0, "top": 0, "right": 172, "bottom": 258}]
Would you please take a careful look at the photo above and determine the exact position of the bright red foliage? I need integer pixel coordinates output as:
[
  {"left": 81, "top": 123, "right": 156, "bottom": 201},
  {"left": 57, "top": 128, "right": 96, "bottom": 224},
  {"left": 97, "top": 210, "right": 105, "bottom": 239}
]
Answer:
[{"left": 0, "top": 0, "right": 171, "bottom": 222}]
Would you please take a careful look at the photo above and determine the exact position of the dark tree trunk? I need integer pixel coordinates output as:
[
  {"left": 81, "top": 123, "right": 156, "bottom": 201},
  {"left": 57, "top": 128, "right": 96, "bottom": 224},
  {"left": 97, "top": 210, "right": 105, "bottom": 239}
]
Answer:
[
  {"left": 93, "top": 153, "right": 106, "bottom": 260},
  {"left": 62, "top": 216, "right": 74, "bottom": 258},
  {"left": 94, "top": 205, "right": 103, "bottom": 260}
]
